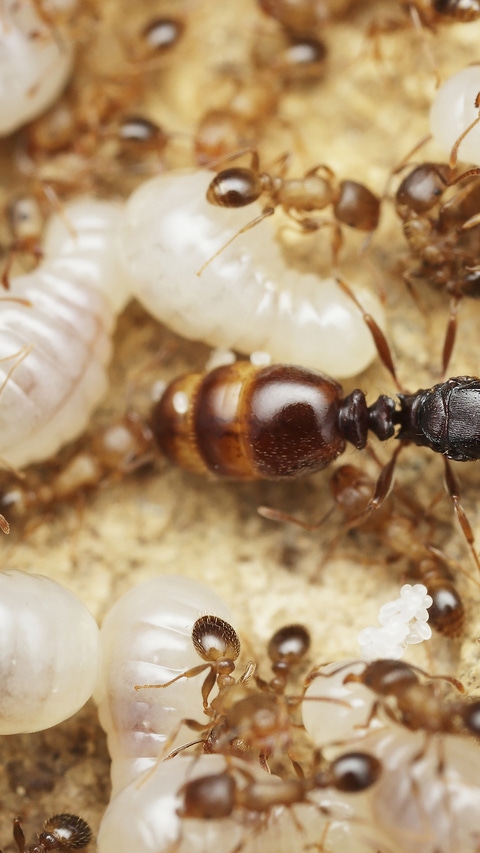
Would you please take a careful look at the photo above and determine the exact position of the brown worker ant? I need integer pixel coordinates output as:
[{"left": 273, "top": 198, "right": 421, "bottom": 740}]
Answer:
[
  {"left": 0, "top": 814, "right": 92, "bottom": 853},
  {"left": 178, "top": 750, "right": 381, "bottom": 820},
  {"left": 135, "top": 616, "right": 310, "bottom": 772},
  {"left": 393, "top": 158, "right": 480, "bottom": 372},
  {"left": 342, "top": 659, "right": 480, "bottom": 741},
  {"left": 204, "top": 151, "right": 380, "bottom": 266}
]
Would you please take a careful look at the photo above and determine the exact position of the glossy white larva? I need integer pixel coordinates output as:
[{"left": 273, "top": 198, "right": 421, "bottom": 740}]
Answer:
[
  {"left": 95, "top": 575, "right": 234, "bottom": 796},
  {"left": 120, "top": 170, "right": 385, "bottom": 379},
  {"left": 303, "top": 663, "right": 480, "bottom": 853},
  {"left": 0, "top": 197, "right": 131, "bottom": 470},
  {"left": 0, "top": 569, "right": 99, "bottom": 734},
  {"left": 0, "top": 0, "right": 76, "bottom": 136},
  {"left": 429, "top": 65, "right": 480, "bottom": 165},
  {"left": 98, "top": 753, "right": 379, "bottom": 853}
]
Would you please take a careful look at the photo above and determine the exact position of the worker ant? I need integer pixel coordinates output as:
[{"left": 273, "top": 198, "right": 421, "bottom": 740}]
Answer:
[
  {"left": 0, "top": 813, "right": 91, "bottom": 853},
  {"left": 203, "top": 150, "right": 380, "bottom": 268}
]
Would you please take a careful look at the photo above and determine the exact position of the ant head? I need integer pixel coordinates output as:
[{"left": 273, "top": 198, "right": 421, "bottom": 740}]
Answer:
[
  {"left": 360, "top": 659, "right": 419, "bottom": 695},
  {"left": 267, "top": 623, "right": 310, "bottom": 666},
  {"left": 206, "top": 167, "right": 263, "bottom": 208},
  {"left": 192, "top": 615, "right": 241, "bottom": 666}
]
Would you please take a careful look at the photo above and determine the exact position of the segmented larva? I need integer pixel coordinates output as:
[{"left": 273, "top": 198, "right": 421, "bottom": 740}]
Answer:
[
  {"left": 120, "top": 170, "right": 385, "bottom": 379},
  {"left": 0, "top": 197, "right": 131, "bottom": 470},
  {"left": 97, "top": 753, "right": 379, "bottom": 853},
  {"left": 0, "top": 569, "right": 99, "bottom": 734},
  {"left": 0, "top": 0, "right": 76, "bottom": 136},
  {"left": 302, "top": 662, "right": 480, "bottom": 853},
  {"left": 95, "top": 574, "right": 234, "bottom": 796},
  {"left": 429, "top": 65, "right": 480, "bottom": 165}
]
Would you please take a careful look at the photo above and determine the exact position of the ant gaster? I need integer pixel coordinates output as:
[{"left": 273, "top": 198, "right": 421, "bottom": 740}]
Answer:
[{"left": 1, "top": 814, "right": 92, "bottom": 853}]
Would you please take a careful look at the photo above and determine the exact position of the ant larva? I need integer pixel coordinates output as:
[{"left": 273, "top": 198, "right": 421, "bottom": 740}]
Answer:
[
  {"left": 303, "top": 662, "right": 480, "bottom": 853},
  {"left": 205, "top": 151, "right": 380, "bottom": 265},
  {"left": 0, "top": 197, "right": 130, "bottom": 472},
  {"left": 1, "top": 813, "right": 92, "bottom": 853},
  {"left": 95, "top": 575, "right": 235, "bottom": 796},
  {"left": 0, "top": 0, "right": 76, "bottom": 136},
  {"left": 121, "top": 169, "right": 385, "bottom": 379},
  {"left": 150, "top": 275, "right": 480, "bottom": 574},
  {"left": 0, "top": 569, "right": 99, "bottom": 734},
  {"left": 430, "top": 66, "right": 480, "bottom": 167},
  {"left": 97, "top": 751, "right": 382, "bottom": 853}
]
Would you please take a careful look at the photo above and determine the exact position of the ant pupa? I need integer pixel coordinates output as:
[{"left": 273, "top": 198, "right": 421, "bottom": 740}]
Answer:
[
  {"left": 1, "top": 813, "right": 92, "bottom": 853},
  {"left": 0, "top": 197, "right": 130, "bottom": 471},
  {"left": 95, "top": 575, "right": 235, "bottom": 795},
  {"left": 97, "top": 752, "right": 382, "bottom": 853},
  {"left": 0, "top": 0, "right": 77, "bottom": 136},
  {"left": 120, "top": 169, "right": 385, "bottom": 378},
  {"left": 0, "top": 569, "right": 99, "bottom": 734}
]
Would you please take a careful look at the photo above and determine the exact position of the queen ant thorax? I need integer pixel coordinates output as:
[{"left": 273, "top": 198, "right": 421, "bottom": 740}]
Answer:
[
  {"left": 1, "top": 813, "right": 92, "bottom": 853},
  {"left": 204, "top": 150, "right": 381, "bottom": 266}
]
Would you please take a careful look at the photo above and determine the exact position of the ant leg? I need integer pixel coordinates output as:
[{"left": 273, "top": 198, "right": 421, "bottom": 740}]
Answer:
[
  {"left": 196, "top": 207, "right": 275, "bottom": 276},
  {"left": 12, "top": 818, "right": 26, "bottom": 853},
  {"left": 441, "top": 296, "right": 460, "bottom": 377},
  {"left": 134, "top": 662, "right": 209, "bottom": 691},
  {"left": 336, "top": 276, "right": 403, "bottom": 391},
  {"left": 443, "top": 456, "right": 480, "bottom": 574}
]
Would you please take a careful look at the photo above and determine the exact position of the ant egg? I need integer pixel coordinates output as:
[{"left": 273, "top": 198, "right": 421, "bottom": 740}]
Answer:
[
  {"left": 0, "top": 569, "right": 99, "bottom": 734},
  {"left": 429, "top": 65, "right": 480, "bottom": 165},
  {"left": 95, "top": 575, "right": 234, "bottom": 795},
  {"left": 120, "top": 170, "right": 385, "bottom": 379},
  {"left": 98, "top": 753, "right": 379, "bottom": 853},
  {"left": 0, "top": 0, "right": 76, "bottom": 136},
  {"left": 0, "top": 198, "right": 131, "bottom": 470}
]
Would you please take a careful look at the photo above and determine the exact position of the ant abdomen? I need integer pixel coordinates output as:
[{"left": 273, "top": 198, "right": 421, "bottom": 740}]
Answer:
[{"left": 151, "top": 362, "right": 347, "bottom": 479}]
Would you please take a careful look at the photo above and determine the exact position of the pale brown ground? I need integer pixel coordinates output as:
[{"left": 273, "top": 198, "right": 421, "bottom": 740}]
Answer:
[{"left": 1, "top": 1, "right": 480, "bottom": 850}]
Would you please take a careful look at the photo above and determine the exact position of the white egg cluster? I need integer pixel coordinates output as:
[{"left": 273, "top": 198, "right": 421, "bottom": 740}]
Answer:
[{"left": 357, "top": 583, "right": 433, "bottom": 661}]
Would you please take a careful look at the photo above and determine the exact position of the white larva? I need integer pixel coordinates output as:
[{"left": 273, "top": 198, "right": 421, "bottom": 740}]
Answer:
[
  {"left": 95, "top": 574, "right": 234, "bottom": 796},
  {"left": 0, "top": 569, "right": 99, "bottom": 734},
  {"left": 302, "top": 662, "right": 480, "bottom": 853},
  {"left": 429, "top": 65, "right": 480, "bottom": 165},
  {"left": 0, "top": 0, "right": 76, "bottom": 136},
  {"left": 0, "top": 197, "right": 131, "bottom": 470},
  {"left": 120, "top": 170, "right": 385, "bottom": 379},
  {"left": 97, "top": 753, "right": 379, "bottom": 853}
]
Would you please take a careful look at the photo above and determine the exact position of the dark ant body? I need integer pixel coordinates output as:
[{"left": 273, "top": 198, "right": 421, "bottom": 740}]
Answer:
[
  {"left": 327, "top": 464, "right": 466, "bottom": 638},
  {"left": 1, "top": 814, "right": 91, "bottom": 853},
  {"left": 394, "top": 163, "right": 480, "bottom": 371},
  {"left": 179, "top": 751, "right": 381, "bottom": 821},
  {"left": 206, "top": 155, "right": 380, "bottom": 262},
  {"left": 342, "top": 659, "right": 480, "bottom": 739},
  {"left": 404, "top": 0, "right": 480, "bottom": 26}
]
